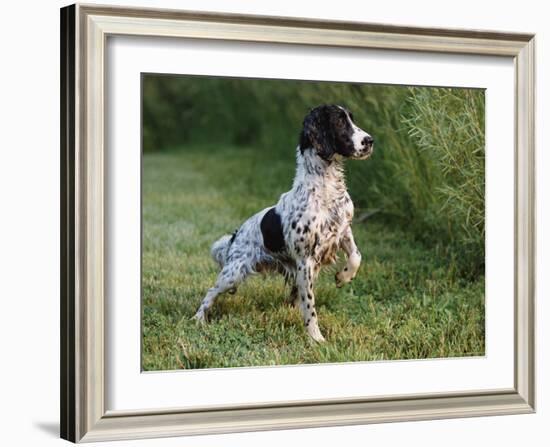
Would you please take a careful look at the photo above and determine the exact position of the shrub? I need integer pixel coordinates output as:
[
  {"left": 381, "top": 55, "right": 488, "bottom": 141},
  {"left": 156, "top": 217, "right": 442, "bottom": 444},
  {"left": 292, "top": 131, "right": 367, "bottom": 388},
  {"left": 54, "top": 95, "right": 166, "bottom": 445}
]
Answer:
[{"left": 401, "top": 87, "right": 485, "bottom": 277}]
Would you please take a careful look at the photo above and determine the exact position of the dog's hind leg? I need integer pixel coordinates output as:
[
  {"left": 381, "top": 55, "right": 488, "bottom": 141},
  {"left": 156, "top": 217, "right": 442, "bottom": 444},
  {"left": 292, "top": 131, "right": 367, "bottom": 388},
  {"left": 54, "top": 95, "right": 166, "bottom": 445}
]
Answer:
[
  {"left": 286, "top": 284, "right": 299, "bottom": 308},
  {"left": 193, "top": 262, "right": 248, "bottom": 323}
]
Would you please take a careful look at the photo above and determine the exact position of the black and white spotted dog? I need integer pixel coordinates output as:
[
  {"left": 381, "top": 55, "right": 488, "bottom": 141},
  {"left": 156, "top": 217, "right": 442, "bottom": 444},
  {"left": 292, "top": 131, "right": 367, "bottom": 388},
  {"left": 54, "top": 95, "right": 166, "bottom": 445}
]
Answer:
[{"left": 193, "top": 105, "right": 374, "bottom": 342}]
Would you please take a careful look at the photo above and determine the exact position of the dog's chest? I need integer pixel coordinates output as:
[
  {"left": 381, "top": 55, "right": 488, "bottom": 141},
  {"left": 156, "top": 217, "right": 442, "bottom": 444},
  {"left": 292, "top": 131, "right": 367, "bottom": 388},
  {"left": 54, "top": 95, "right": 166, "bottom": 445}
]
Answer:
[
  {"left": 286, "top": 187, "right": 353, "bottom": 264},
  {"left": 315, "top": 193, "right": 352, "bottom": 263}
]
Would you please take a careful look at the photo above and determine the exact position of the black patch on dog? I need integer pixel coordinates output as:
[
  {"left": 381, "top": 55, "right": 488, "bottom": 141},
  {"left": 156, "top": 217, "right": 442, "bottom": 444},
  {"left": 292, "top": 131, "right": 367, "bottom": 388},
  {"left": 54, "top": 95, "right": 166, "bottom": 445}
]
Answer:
[{"left": 260, "top": 207, "right": 285, "bottom": 253}]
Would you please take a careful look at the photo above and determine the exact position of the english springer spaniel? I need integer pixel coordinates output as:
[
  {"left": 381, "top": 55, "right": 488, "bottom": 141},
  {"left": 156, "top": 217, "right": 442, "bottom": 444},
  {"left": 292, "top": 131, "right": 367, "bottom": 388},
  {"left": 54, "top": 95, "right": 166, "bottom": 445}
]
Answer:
[{"left": 193, "top": 105, "right": 374, "bottom": 342}]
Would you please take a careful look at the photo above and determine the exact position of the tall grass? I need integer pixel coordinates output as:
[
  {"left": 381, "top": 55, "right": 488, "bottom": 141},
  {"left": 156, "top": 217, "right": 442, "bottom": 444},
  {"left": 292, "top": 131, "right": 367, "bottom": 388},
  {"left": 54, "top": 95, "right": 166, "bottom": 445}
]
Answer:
[
  {"left": 142, "top": 75, "right": 485, "bottom": 278},
  {"left": 402, "top": 88, "right": 485, "bottom": 277}
]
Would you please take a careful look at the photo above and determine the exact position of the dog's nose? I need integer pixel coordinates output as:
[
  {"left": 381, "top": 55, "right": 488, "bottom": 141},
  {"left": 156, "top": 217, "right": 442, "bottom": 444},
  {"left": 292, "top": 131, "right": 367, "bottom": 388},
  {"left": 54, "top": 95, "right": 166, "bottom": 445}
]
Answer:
[{"left": 362, "top": 136, "right": 374, "bottom": 146}]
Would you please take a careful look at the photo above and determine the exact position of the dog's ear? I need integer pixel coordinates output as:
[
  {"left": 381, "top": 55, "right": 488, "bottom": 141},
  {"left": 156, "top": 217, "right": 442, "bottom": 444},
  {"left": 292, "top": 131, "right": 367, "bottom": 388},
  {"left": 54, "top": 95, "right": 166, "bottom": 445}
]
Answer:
[{"left": 299, "top": 106, "right": 336, "bottom": 161}]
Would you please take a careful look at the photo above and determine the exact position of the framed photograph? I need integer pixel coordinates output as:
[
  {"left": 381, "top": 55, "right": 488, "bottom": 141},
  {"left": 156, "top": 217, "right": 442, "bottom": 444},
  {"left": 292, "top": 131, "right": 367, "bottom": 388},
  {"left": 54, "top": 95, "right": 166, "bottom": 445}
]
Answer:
[{"left": 60, "top": 3, "right": 535, "bottom": 443}]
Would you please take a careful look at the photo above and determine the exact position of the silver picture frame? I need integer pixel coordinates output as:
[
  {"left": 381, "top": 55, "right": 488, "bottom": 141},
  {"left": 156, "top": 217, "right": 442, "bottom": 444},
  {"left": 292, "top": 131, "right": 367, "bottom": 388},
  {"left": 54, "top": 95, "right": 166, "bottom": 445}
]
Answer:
[{"left": 60, "top": 3, "right": 536, "bottom": 443}]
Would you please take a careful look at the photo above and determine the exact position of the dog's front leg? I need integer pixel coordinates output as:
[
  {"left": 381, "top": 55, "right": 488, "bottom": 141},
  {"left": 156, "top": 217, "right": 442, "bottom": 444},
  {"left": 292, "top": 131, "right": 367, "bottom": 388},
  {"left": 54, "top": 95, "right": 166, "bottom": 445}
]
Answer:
[
  {"left": 296, "top": 258, "right": 325, "bottom": 342},
  {"left": 335, "top": 226, "right": 362, "bottom": 288}
]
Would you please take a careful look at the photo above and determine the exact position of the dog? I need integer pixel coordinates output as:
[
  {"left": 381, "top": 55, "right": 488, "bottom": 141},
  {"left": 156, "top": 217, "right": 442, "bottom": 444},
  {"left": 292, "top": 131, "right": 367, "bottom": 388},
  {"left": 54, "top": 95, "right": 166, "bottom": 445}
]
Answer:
[{"left": 193, "top": 104, "right": 374, "bottom": 342}]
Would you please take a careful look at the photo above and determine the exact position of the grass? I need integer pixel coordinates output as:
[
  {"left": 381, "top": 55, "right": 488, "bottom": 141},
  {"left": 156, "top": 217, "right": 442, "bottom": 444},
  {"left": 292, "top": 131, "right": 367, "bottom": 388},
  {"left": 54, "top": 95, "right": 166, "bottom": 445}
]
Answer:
[{"left": 142, "top": 145, "right": 485, "bottom": 370}]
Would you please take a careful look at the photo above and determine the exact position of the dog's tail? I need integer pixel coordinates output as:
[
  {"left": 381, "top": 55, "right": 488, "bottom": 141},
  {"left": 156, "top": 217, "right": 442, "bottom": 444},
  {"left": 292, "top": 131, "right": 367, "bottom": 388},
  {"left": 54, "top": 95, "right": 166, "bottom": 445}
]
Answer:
[{"left": 210, "top": 231, "right": 236, "bottom": 269}]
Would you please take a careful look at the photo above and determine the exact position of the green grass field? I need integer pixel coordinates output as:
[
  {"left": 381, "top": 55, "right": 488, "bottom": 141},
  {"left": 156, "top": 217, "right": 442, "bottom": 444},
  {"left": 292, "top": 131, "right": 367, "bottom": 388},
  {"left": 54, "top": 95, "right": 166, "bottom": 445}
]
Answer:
[{"left": 142, "top": 145, "right": 485, "bottom": 370}]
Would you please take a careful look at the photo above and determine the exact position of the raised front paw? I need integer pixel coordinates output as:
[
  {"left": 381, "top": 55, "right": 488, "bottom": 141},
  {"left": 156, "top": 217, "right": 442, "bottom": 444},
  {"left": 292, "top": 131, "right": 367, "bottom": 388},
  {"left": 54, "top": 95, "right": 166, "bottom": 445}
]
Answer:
[{"left": 335, "top": 269, "right": 354, "bottom": 288}]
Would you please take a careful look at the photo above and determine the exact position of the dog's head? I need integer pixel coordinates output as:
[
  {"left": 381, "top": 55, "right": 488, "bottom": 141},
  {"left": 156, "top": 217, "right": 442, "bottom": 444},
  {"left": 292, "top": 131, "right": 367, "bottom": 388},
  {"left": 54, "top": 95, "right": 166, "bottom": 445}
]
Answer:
[{"left": 299, "top": 104, "right": 374, "bottom": 161}]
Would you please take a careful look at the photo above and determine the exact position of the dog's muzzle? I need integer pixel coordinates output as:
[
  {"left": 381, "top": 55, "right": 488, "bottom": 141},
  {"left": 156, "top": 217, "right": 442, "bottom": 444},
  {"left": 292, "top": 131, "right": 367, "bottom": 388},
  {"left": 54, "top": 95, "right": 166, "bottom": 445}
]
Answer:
[
  {"left": 356, "top": 136, "right": 374, "bottom": 158},
  {"left": 362, "top": 135, "right": 374, "bottom": 147}
]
